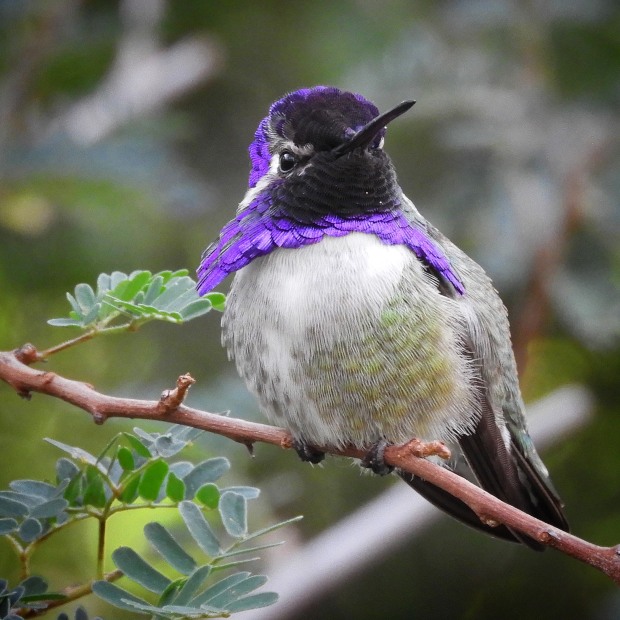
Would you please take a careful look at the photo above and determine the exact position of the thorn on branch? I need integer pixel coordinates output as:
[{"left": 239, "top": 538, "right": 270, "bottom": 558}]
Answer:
[
  {"left": 479, "top": 515, "right": 501, "bottom": 528},
  {"left": 14, "top": 343, "right": 41, "bottom": 365},
  {"left": 92, "top": 410, "right": 107, "bottom": 425},
  {"left": 17, "top": 389, "right": 32, "bottom": 401},
  {"left": 539, "top": 529, "right": 561, "bottom": 544},
  {"left": 158, "top": 373, "right": 196, "bottom": 414}
]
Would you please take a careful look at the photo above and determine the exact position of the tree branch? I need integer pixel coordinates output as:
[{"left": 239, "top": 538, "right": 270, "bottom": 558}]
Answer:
[{"left": 1, "top": 346, "right": 618, "bottom": 584}]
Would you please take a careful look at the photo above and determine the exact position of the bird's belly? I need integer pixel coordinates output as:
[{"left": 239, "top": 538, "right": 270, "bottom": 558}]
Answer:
[{"left": 222, "top": 233, "right": 478, "bottom": 449}]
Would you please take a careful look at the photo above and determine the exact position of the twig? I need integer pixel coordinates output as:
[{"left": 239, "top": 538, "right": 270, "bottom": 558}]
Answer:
[
  {"left": 0, "top": 347, "right": 618, "bottom": 584},
  {"left": 20, "top": 569, "right": 123, "bottom": 619}
]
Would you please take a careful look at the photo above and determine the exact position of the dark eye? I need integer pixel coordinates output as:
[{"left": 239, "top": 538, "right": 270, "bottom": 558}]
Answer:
[{"left": 279, "top": 151, "right": 297, "bottom": 173}]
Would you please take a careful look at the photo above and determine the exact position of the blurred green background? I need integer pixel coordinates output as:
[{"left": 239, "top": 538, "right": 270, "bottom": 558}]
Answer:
[{"left": 1, "top": 0, "right": 619, "bottom": 618}]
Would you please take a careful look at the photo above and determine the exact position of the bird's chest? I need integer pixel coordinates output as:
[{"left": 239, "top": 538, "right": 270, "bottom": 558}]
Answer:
[
  {"left": 222, "top": 233, "right": 473, "bottom": 447},
  {"left": 224, "top": 233, "right": 412, "bottom": 362}
]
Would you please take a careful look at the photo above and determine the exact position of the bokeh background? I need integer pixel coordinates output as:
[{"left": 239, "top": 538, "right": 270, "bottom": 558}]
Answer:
[{"left": 1, "top": 1, "right": 619, "bottom": 618}]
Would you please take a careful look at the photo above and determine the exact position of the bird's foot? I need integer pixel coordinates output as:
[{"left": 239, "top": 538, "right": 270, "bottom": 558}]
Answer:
[
  {"left": 361, "top": 439, "right": 394, "bottom": 476},
  {"left": 293, "top": 439, "right": 325, "bottom": 464}
]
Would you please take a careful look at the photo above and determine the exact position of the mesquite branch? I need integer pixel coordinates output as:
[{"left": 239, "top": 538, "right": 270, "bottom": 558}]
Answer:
[{"left": 1, "top": 345, "right": 619, "bottom": 585}]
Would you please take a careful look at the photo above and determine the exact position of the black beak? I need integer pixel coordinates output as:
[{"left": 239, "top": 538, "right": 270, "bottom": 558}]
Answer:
[{"left": 332, "top": 99, "right": 415, "bottom": 157}]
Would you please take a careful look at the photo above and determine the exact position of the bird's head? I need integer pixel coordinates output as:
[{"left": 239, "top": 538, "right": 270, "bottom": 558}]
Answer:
[
  {"left": 245, "top": 86, "right": 415, "bottom": 221},
  {"left": 196, "top": 87, "right": 461, "bottom": 297}
]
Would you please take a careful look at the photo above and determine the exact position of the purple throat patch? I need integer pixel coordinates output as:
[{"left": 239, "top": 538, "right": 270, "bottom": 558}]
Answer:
[{"left": 197, "top": 196, "right": 464, "bottom": 296}]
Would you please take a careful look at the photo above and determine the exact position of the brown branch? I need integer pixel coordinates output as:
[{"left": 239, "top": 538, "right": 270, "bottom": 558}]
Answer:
[{"left": 1, "top": 347, "right": 619, "bottom": 584}]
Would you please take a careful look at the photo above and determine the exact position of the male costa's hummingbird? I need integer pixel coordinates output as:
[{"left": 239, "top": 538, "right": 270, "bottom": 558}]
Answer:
[{"left": 197, "top": 86, "right": 568, "bottom": 548}]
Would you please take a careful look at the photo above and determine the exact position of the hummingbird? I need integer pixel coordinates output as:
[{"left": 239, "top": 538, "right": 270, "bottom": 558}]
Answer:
[{"left": 197, "top": 86, "right": 568, "bottom": 548}]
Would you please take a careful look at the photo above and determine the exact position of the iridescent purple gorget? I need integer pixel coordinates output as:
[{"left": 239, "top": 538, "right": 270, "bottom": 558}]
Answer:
[{"left": 197, "top": 86, "right": 465, "bottom": 296}]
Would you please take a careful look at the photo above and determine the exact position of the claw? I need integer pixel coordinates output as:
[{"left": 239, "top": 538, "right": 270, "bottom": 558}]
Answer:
[
  {"left": 293, "top": 439, "right": 325, "bottom": 464},
  {"left": 361, "top": 439, "right": 394, "bottom": 476}
]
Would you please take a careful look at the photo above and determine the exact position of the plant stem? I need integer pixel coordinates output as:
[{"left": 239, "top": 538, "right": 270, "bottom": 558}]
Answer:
[
  {"left": 38, "top": 323, "right": 138, "bottom": 360},
  {"left": 20, "top": 569, "right": 123, "bottom": 619},
  {"left": 96, "top": 517, "right": 106, "bottom": 579},
  {"left": 37, "top": 331, "right": 98, "bottom": 358}
]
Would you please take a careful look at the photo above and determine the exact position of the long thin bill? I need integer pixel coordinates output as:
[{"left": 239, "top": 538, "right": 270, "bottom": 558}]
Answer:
[{"left": 332, "top": 99, "right": 415, "bottom": 157}]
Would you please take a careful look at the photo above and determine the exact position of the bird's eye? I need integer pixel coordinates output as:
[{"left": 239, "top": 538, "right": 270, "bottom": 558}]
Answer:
[{"left": 279, "top": 151, "right": 297, "bottom": 173}]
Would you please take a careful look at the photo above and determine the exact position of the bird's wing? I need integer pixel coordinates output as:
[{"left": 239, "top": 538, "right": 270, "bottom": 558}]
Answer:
[{"left": 403, "top": 216, "right": 568, "bottom": 546}]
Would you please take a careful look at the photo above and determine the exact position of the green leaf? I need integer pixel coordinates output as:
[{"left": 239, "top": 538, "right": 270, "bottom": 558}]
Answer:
[
  {"left": 149, "top": 278, "right": 193, "bottom": 310},
  {"left": 183, "top": 458, "right": 230, "bottom": 498},
  {"left": 0, "top": 518, "right": 18, "bottom": 534},
  {"left": 206, "top": 292, "right": 226, "bottom": 312},
  {"left": 179, "top": 299, "right": 213, "bottom": 321},
  {"left": 65, "top": 292, "right": 82, "bottom": 317},
  {"left": 29, "top": 498, "right": 68, "bottom": 519},
  {"left": 165, "top": 472, "right": 185, "bottom": 502},
  {"left": 138, "top": 460, "right": 169, "bottom": 501},
  {"left": 46, "top": 439, "right": 98, "bottom": 466},
  {"left": 119, "top": 473, "right": 141, "bottom": 504},
  {"left": 117, "top": 446, "right": 135, "bottom": 471},
  {"left": 169, "top": 425, "right": 204, "bottom": 443},
  {"left": 110, "top": 270, "right": 129, "bottom": 290},
  {"left": 0, "top": 490, "right": 39, "bottom": 508},
  {"left": 19, "top": 576, "right": 48, "bottom": 597},
  {"left": 142, "top": 275, "right": 164, "bottom": 305},
  {"left": 62, "top": 475, "right": 82, "bottom": 506},
  {"left": 0, "top": 496, "right": 29, "bottom": 518},
  {"left": 51, "top": 270, "right": 211, "bottom": 331},
  {"left": 47, "top": 317, "right": 82, "bottom": 327},
  {"left": 178, "top": 501, "right": 222, "bottom": 557},
  {"left": 74, "top": 283, "right": 97, "bottom": 313},
  {"left": 132, "top": 427, "right": 156, "bottom": 444},
  {"left": 96, "top": 272, "right": 112, "bottom": 296},
  {"left": 169, "top": 565, "right": 212, "bottom": 607},
  {"left": 157, "top": 578, "right": 185, "bottom": 609},
  {"left": 207, "top": 575, "right": 268, "bottom": 609},
  {"left": 110, "top": 270, "right": 151, "bottom": 301},
  {"left": 153, "top": 434, "right": 187, "bottom": 458},
  {"left": 170, "top": 461, "right": 194, "bottom": 479},
  {"left": 10, "top": 480, "right": 57, "bottom": 500},
  {"left": 112, "top": 547, "right": 171, "bottom": 594},
  {"left": 163, "top": 603, "right": 225, "bottom": 615},
  {"left": 195, "top": 483, "right": 219, "bottom": 509},
  {"left": 222, "top": 486, "right": 260, "bottom": 500},
  {"left": 124, "top": 433, "right": 152, "bottom": 458},
  {"left": 81, "top": 302, "right": 101, "bottom": 325},
  {"left": 56, "top": 458, "right": 79, "bottom": 483},
  {"left": 191, "top": 572, "right": 251, "bottom": 607},
  {"left": 144, "top": 522, "right": 196, "bottom": 575},
  {"left": 19, "top": 517, "right": 43, "bottom": 542},
  {"left": 83, "top": 466, "right": 107, "bottom": 508},
  {"left": 219, "top": 492, "right": 247, "bottom": 538},
  {"left": 92, "top": 581, "right": 151, "bottom": 612},
  {"left": 227, "top": 590, "right": 279, "bottom": 612}
]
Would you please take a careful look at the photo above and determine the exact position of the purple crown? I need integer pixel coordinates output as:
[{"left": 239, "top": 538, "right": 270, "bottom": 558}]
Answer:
[{"left": 248, "top": 86, "right": 381, "bottom": 188}]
